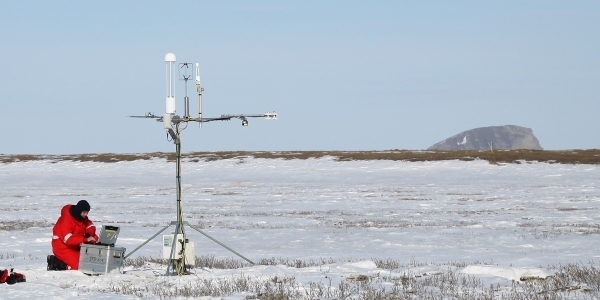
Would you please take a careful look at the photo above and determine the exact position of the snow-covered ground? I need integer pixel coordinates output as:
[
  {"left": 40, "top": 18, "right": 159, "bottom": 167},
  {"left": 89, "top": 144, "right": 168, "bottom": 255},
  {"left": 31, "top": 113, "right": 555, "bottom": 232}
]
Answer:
[{"left": 0, "top": 157, "right": 599, "bottom": 299}]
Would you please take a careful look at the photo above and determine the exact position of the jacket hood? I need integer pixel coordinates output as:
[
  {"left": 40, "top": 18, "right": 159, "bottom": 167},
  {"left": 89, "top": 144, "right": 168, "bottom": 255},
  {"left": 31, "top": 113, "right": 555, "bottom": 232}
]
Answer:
[
  {"left": 60, "top": 204, "right": 73, "bottom": 217},
  {"left": 61, "top": 204, "right": 86, "bottom": 222}
]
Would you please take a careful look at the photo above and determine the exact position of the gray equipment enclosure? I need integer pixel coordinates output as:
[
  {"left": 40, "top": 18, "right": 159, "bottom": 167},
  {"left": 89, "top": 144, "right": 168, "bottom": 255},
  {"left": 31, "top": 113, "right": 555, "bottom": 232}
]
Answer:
[{"left": 78, "top": 244, "right": 126, "bottom": 275}]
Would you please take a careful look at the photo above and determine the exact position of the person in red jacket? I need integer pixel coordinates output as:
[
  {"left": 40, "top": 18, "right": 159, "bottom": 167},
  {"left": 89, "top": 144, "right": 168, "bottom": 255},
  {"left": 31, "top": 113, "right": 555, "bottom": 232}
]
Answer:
[{"left": 49, "top": 200, "right": 98, "bottom": 270}]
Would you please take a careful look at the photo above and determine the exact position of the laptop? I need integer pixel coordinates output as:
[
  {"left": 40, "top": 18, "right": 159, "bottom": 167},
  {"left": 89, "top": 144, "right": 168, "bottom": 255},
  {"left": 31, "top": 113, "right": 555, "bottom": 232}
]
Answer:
[{"left": 96, "top": 225, "right": 120, "bottom": 246}]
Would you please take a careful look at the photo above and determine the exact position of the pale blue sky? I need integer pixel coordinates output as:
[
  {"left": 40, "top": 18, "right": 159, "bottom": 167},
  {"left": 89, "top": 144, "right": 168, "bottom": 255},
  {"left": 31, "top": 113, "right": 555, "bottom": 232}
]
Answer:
[{"left": 1, "top": 1, "right": 598, "bottom": 154}]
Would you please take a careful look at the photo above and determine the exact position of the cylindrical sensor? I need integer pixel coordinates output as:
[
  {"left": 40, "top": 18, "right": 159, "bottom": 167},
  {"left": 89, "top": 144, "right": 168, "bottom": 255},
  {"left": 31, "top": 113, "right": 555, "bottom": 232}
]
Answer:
[
  {"left": 166, "top": 97, "right": 176, "bottom": 114},
  {"left": 165, "top": 53, "right": 176, "bottom": 113}
]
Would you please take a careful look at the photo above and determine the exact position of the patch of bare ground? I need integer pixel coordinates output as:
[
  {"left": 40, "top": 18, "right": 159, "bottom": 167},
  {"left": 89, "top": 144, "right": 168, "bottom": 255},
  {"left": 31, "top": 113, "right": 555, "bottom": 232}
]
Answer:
[
  {"left": 1, "top": 149, "right": 600, "bottom": 164},
  {"left": 0, "top": 220, "right": 53, "bottom": 231},
  {"left": 112, "top": 257, "right": 600, "bottom": 299}
]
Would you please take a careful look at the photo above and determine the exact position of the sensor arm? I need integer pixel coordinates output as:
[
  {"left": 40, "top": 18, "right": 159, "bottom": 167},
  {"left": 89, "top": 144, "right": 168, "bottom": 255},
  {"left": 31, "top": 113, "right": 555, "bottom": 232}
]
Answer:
[
  {"left": 129, "top": 112, "right": 277, "bottom": 124},
  {"left": 192, "top": 113, "right": 276, "bottom": 123},
  {"left": 128, "top": 112, "right": 161, "bottom": 119}
]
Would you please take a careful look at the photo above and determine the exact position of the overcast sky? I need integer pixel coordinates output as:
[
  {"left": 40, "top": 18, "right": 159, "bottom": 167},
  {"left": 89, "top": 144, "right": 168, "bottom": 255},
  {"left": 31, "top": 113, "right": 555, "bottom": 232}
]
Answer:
[{"left": 1, "top": 1, "right": 598, "bottom": 154}]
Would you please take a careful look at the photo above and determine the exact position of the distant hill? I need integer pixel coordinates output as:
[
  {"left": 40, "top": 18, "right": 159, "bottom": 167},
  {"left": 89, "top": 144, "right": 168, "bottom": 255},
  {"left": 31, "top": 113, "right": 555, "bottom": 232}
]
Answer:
[{"left": 428, "top": 125, "right": 543, "bottom": 151}]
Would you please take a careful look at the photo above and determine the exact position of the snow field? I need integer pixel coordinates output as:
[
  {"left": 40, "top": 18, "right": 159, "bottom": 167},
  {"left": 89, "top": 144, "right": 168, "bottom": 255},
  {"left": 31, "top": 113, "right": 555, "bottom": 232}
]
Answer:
[{"left": 0, "top": 157, "right": 599, "bottom": 299}]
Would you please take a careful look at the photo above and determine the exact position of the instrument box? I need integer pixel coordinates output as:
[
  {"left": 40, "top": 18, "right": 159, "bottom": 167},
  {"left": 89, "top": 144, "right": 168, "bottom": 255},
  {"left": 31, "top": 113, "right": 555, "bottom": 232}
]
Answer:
[{"left": 78, "top": 244, "right": 126, "bottom": 275}]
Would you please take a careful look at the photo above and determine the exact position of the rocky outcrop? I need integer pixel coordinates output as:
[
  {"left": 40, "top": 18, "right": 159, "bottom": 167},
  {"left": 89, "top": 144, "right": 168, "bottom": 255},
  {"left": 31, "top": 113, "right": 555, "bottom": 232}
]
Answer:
[{"left": 427, "top": 125, "right": 543, "bottom": 151}]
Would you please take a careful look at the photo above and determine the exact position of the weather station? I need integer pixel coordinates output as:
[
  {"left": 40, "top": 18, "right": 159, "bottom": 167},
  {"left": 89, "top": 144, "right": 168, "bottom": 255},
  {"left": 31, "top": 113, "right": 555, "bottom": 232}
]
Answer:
[{"left": 125, "top": 53, "right": 277, "bottom": 276}]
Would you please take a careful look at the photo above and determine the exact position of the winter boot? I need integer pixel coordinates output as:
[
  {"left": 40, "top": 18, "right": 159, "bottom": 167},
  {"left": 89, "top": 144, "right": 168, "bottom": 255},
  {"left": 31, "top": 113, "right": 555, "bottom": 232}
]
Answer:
[
  {"left": 47, "top": 255, "right": 67, "bottom": 271},
  {"left": 46, "top": 255, "right": 53, "bottom": 271}
]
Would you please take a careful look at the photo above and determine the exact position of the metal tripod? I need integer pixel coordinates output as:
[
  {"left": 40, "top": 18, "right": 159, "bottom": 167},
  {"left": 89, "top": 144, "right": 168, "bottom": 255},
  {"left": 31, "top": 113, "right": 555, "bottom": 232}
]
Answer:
[{"left": 124, "top": 123, "right": 255, "bottom": 275}]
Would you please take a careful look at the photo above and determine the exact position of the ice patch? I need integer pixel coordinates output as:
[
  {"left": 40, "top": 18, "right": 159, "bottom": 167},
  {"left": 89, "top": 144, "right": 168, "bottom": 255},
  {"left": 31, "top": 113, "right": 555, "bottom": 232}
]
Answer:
[
  {"left": 347, "top": 260, "right": 377, "bottom": 269},
  {"left": 461, "top": 265, "right": 553, "bottom": 281}
]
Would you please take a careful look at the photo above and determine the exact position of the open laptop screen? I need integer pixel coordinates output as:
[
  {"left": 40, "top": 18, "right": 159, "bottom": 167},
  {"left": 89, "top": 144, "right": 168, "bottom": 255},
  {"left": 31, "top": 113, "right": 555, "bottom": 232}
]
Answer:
[{"left": 97, "top": 225, "right": 120, "bottom": 246}]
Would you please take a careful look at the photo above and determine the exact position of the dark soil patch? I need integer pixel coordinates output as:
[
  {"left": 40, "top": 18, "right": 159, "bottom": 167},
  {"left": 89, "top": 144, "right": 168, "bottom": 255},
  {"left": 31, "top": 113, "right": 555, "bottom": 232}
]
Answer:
[{"left": 1, "top": 150, "right": 599, "bottom": 165}]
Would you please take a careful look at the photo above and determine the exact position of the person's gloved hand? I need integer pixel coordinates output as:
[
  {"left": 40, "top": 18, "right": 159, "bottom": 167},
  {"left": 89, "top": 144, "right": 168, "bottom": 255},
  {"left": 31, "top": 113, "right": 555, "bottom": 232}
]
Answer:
[{"left": 83, "top": 233, "right": 96, "bottom": 243}]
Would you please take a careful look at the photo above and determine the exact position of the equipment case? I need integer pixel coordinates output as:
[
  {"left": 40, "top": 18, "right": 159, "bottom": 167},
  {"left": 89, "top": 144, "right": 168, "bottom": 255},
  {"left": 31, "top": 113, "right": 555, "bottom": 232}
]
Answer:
[{"left": 78, "top": 244, "right": 126, "bottom": 275}]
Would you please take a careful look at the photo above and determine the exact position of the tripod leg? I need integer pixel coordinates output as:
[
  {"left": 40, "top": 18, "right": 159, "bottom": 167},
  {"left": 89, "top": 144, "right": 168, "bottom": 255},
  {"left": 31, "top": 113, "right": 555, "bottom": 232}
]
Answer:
[
  {"left": 124, "top": 224, "right": 172, "bottom": 259},
  {"left": 186, "top": 223, "right": 255, "bottom": 265}
]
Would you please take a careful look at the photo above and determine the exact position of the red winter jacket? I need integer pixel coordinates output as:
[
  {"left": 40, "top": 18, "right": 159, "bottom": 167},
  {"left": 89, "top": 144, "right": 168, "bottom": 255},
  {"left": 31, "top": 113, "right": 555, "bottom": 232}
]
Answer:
[{"left": 51, "top": 204, "right": 98, "bottom": 270}]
